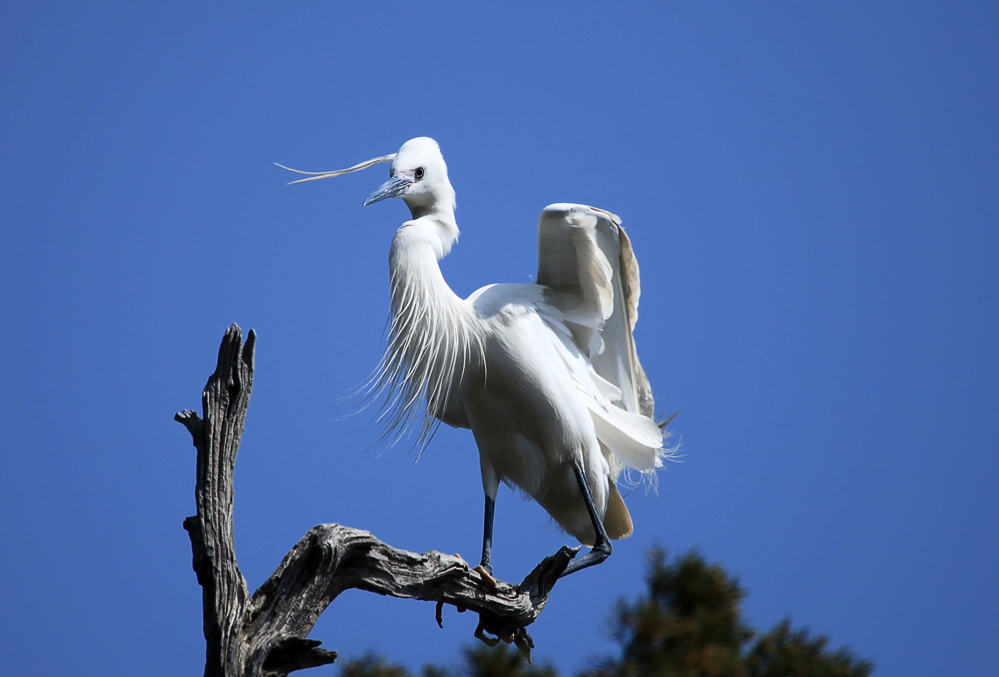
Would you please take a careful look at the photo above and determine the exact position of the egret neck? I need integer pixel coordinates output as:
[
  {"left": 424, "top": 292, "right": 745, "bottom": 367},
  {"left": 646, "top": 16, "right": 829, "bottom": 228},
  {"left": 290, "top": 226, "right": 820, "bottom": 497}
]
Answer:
[{"left": 383, "top": 201, "right": 481, "bottom": 442}]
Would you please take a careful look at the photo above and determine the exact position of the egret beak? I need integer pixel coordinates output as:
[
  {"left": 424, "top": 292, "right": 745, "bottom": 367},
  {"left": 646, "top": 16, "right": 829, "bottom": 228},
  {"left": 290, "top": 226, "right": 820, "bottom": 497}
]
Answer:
[{"left": 364, "top": 175, "right": 412, "bottom": 206}]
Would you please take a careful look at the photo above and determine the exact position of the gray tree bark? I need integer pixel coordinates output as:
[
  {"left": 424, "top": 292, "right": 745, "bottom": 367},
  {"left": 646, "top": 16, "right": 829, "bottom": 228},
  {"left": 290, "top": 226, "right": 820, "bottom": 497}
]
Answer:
[{"left": 177, "top": 324, "right": 577, "bottom": 677}]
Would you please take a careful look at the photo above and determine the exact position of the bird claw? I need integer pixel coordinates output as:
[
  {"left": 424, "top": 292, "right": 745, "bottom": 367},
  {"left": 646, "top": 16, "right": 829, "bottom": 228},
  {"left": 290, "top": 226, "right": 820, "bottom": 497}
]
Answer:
[{"left": 473, "top": 564, "right": 499, "bottom": 589}]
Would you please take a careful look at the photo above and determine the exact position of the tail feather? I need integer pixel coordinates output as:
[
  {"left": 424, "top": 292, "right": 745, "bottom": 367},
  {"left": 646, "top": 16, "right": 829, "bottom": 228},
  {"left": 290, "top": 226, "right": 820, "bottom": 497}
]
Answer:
[
  {"left": 587, "top": 398, "right": 664, "bottom": 473},
  {"left": 604, "top": 481, "right": 633, "bottom": 539}
]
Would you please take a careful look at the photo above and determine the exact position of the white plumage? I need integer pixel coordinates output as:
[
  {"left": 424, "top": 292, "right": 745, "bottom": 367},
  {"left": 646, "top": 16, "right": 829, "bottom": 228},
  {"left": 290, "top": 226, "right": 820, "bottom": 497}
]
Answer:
[{"left": 280, "top": 137, "right": 668, "bottom": 576}]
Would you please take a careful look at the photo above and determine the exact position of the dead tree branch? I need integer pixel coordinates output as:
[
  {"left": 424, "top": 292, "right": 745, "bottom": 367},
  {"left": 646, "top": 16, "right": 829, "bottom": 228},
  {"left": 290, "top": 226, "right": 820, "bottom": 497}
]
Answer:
[{"left": 177, "top": 324, "right": 576, "bottom": 677}]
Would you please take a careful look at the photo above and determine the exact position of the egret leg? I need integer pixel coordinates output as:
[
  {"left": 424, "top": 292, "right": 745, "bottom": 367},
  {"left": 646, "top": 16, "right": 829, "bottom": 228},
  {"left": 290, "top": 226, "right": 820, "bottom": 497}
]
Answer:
[
  {"left": 479, "top": 494, "right": 495, "bottom": 575},
  {"left": 560, "top": 465, "right": 612, "bottom": 578}
]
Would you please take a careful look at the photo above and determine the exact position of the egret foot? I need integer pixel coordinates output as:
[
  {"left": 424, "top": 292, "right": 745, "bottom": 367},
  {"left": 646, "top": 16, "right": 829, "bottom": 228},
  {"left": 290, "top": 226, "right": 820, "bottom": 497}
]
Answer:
[
  {"left": 560, "top": 538, "right": 612, "bottom": 577},
  {"left": 560, "top": 464, "right": 613, "bottom": 577},
  {"left": 473, "top": 564, "right": 498, "bottom": 589}
]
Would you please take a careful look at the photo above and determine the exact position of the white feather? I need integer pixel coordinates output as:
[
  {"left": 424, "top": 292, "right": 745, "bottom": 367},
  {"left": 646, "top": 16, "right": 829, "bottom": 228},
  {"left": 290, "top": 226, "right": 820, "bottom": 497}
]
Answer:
[{"left": 280, "top": 137, "right": 671, "bottom": 550}]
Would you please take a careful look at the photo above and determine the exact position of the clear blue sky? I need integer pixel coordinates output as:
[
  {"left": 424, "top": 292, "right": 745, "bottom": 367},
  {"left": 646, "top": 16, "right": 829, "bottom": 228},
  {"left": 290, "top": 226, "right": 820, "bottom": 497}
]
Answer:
[{"left": 1, "top": 3, "right": 996, "bottom": 675}]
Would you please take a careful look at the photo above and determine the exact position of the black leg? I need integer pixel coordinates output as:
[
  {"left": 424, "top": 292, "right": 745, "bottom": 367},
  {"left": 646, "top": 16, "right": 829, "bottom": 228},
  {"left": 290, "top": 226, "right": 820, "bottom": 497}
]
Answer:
[
  {"left": 560, "top": 465, "right": 612, "bottom": 577},
  {"left": 480, "top": 494, "right": 495, "bottom": 575}
]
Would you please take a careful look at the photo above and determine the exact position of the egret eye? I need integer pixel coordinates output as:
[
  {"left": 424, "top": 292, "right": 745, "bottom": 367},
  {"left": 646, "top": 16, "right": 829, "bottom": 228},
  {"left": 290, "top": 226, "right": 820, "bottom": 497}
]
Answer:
[{"left": 415, "top": 167, "right": 425, "bottom": 180}]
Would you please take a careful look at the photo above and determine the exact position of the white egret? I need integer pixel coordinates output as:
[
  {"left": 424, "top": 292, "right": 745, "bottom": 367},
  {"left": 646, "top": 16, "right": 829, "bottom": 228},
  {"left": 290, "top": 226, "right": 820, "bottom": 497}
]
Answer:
[{"left": 279, "top": 137, "right": 668, "bottom": 577}]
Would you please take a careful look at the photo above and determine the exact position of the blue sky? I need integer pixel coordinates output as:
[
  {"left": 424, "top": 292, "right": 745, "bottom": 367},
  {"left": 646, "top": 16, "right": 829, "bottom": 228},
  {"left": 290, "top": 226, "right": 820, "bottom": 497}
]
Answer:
[{"left": 1, "top": 3, "right": 996, "bottom": 675}]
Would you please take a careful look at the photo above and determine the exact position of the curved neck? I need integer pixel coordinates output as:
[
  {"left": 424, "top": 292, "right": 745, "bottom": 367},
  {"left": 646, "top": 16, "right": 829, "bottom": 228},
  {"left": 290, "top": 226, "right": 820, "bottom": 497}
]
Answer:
[
  {"left": 398, "top": 209, "right": 460, "bottom": 260},
  {"left": 389, "top": 217, "right": 461, "bottom": 307},
  {"left": 380, "top": 218, "right": 483, "bottom": 442},
  {"left": 402, "top": 177, "right": 458, "bottom": 258}
]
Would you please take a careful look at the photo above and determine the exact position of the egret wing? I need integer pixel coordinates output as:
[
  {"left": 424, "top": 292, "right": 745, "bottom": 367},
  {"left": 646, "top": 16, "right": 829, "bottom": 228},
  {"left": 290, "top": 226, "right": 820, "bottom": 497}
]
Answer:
[{"left": 537, "top": 203, "right": 655, "bottom": 419}]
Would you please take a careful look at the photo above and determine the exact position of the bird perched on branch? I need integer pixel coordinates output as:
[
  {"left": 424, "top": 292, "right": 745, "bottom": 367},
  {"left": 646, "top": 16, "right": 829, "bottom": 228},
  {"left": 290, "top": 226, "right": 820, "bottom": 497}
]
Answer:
[{"left": 279, "top": 137, "right": 669, "bottom": 578}]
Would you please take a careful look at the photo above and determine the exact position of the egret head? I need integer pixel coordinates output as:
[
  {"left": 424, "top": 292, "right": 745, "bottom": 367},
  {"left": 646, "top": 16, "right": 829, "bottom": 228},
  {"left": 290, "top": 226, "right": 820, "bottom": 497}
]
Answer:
[
  {"left": 276, "top": 136, "right": 455, "bottom": 216},
  {"left": 364, "top": 137, "right": 455, "bottom": 215}
]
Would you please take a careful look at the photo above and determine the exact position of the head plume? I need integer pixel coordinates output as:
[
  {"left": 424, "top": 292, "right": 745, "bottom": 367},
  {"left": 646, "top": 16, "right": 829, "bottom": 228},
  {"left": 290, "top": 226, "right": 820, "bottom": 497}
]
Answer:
[{"left": 275, "top": 153, "right": 397, "bottom": 185}]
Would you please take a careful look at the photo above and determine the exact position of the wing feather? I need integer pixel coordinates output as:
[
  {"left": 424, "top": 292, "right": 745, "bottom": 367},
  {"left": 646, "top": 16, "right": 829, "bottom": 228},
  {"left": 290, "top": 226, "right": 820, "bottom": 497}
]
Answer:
[
  {"left": 537, "top": 203, "right": 662, "bottom": 476},
  {"left": 537, "top": 203, "right": 655, "bottom": 418}
]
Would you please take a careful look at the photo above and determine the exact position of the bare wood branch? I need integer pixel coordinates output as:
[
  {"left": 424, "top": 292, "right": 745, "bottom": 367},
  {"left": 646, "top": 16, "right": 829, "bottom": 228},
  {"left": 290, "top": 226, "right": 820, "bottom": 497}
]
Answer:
[{"left": 178, "top": 325, "right": 575, "bottom": 676}]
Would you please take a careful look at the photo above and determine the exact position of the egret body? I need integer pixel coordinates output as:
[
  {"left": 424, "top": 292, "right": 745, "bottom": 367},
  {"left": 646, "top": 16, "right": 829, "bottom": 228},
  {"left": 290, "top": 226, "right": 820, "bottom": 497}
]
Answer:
[{"left": 280, "top": 137, "right": 667, "bottom": 577}]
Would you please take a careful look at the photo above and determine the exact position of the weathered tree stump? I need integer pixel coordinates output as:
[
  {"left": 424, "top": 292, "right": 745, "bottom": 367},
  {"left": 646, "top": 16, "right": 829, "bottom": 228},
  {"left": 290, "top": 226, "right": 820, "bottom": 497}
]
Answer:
[{"left": 177, "top": 325, "right": 576, "bottom": 676}]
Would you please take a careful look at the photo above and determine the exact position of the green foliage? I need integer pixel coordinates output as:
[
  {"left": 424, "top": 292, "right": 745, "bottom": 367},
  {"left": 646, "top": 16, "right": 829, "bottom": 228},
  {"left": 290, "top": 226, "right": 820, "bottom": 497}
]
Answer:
[
  {"left": 338, "top": 644, "right": 556, "bottom": 677},
  {"left": 584, "top": 549, "right": 752, "bottom": 677},
  {"left": 338, "top": 652, "right": 414, "bottom": 677},
  {"left": 584, "top": 548, "right": 872, "bottom": 677},
  {"left": 455, "top": 644, "right": 559, "bottom": 677},
  {"left": 745, "top": 620, "right": 873, "bottom": 677},
  {"left": 335, "top": 548, "right": 873, "bottom": 677}
]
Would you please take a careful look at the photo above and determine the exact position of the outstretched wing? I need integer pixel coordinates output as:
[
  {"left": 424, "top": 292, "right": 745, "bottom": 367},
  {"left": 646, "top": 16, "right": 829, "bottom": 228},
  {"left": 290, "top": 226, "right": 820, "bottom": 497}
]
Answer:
[{"left": 537, "top": 203, "right": 655, "bottom": 420}]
